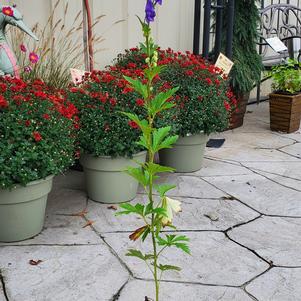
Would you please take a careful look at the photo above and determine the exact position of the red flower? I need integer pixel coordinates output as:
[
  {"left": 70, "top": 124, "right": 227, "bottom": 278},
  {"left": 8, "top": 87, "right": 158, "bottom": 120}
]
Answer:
[
  {"left": 25, "top": 120, "right": 31, "bottom": 127},
  {"left": 20, "top": 44, "right": 27, "bottom": 52},
  {"left": 0, "top": 95, "right": 8, "bottom": 108},
  {"left": 2, "top": 6, "right": 14, "bottom": 16},
  {"left": 109, "top": 98, "right": 117, "bottom": 106},
  {"left": 0, "top": 83, "right": 7, "bottom": 93},
  {"left": 42, "top": 114, "right": 50, "bottom": 120},
  {"left": 135, "top": 98, "right": 145, "bottom": 107},
  {"left": 128, "top": 120, "right": 139, "bottom": 129},
  {"left": 29, "top": 52, "right": 39, "bottom": 64},
  {"left": 224, "top": 101, "right": 231, "bottom": 111},
  {"left": 33, "top": 131, "right": 42, "bottom": 142},
  {"left": 185, "top": 70, "right": 194, "bottom": 76},
  {"left": 122, "top": 86, "right": 134, "bottom": 94},
  {"left": 205, "top": 78, "right": 212, "bottom": 85}
]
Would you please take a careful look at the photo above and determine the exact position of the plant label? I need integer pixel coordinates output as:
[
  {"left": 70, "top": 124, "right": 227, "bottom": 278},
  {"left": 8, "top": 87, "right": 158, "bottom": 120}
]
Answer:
[{"left": 215, "top": 53, "right": 234, "bottom": 76}]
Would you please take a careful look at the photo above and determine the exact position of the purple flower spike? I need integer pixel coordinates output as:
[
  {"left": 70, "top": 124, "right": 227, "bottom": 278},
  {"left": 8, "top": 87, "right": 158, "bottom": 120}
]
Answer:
[
  {"left": 155, "top": 0, "right": 163, "bottom": 5},
  {"left": 145, "top": 0, "right": 156, "bottom": 23}
]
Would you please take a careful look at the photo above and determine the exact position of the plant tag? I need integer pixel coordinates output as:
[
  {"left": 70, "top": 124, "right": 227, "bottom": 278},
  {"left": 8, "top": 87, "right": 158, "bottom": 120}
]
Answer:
[
  {"left": 70, "top": 68, "right": 88, "bottom": 84},
  {"left": 215, "top": 53, "right": 234, "bottom": 76},
  {"left": 266, "top": 37, "right": 287, "bottom": 53}
]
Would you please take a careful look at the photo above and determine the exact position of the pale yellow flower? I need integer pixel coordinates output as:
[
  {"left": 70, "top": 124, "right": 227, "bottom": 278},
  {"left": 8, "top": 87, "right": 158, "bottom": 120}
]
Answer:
[{"left": 161, "top": 197, "right": 182, "bottom": 226}]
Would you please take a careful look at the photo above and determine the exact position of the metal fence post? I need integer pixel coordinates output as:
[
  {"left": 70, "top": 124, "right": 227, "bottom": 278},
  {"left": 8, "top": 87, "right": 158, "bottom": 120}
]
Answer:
[
  {"left": 226, "top": 0, "right": 235, "bottom": 59},
  {"left": 202, "top": 0, "right": 211, "bottom": 59},
  {"left": 193, "top": 0, "right": 201, "bottom": 54}
]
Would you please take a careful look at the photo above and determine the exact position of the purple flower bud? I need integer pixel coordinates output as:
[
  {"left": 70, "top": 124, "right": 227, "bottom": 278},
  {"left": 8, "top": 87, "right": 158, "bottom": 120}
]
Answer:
[
  {"left": 145, "top": 0, "right": 156, "bottom": 23},
  {"left": 155, "top": 0, "right": 162, "bottom": 5}
]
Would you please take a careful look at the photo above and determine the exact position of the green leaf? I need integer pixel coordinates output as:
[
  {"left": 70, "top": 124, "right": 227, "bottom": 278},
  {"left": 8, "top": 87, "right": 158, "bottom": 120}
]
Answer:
[
  {"left": 123, "top": 76, "right": 148, "bottom": 98},
  {"left": 152, "top": 126, "right": 171, "bottom": 152},
  {"left": 125, "top": 166, "right": 148, "bottom": 187},
  {"left": 144, "top": 65, "right": 166, "bottom": 81},
  {"left": 174, "top": 243, "right": 191, "bottom": 254},
  {"left": 155, "top": 184, "right": 176, "bottom": 197},
  {"left": 146, "top": 162, "right": 175, "bottom": 176},
  {"left": 116, "top": 203, "right": 145, "bottom": 217},
  {"left": 158, "top": 135, "right": 178, "bottom": 151},
  {"left": 120, "top": 112, "right": 149, "bottom": 134},
  {"left": 149, "top": 87, "right": 179, "bottom": 115},
  {"left": 157, "top": 264, "right": 181, "bottom": 272},
  {"left": 126, "top": 249, "right": 146, "bottom": 261}
]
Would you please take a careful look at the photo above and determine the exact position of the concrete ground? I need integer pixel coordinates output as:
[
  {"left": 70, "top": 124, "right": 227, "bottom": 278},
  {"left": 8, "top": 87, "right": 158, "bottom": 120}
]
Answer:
[{"left": 1, "top": 101, "right": 301, "bottom": 301}]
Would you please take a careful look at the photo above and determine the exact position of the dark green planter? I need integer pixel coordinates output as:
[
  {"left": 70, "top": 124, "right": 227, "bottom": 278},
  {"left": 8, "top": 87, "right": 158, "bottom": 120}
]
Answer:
[
  {"left": 159, "top": 134, "right": 208, "bottom": 172},
  {"left": 80, "top": 151, "right": 147, "bottom": 203},
  {"left": 0, "top": 176, "right": 53, "bottom": 242}
]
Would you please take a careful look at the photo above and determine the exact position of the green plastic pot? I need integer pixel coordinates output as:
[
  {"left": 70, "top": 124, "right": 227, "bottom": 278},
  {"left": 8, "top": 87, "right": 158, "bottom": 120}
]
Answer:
[
  {"left": 159, "top": 133, "right": 208, "bottom": 173},
  {"left": 80, "top": 151, "right": 147, "bottom": 203},
  {"left": 0, "top": 176, "right": 53, "bottom": 242}
]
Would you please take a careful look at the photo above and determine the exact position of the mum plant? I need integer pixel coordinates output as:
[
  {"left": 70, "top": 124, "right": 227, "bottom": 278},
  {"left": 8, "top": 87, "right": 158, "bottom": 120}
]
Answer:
[
  {"left": 115, "top": 48, "right": 237, "bottom": 136},
  {"left": 117, "top": 1, "right": 190, "bottom": 300},
  {"left": 0, "top": 76, "right": 78, "bottom": 189}
]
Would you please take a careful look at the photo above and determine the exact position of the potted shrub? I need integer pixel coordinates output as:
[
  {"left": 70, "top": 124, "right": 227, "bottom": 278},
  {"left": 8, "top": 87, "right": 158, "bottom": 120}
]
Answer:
[
  {"left": 67, "top": 70, "right": 147, "bottom": 203},
  {"left": 0, "top": 77, "right": 78, "bottom": 242},
  {"left": 221, "top": 0, "right": 263, "bottom": 129},
  {"left": 115, "top": 49, "right": 236, "bottom": 172},
  {"left": 269, "top": 59, "right": 301, "bottom": 133}
]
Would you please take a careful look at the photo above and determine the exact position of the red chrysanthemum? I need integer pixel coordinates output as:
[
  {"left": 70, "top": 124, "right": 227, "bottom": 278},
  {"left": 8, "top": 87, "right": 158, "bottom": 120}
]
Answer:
[
  {"left": 0, "top": 95, "right": 8, "bottom": 108},
  {"left": 135, "top": 98, "right": 145, "bottom": 107},
  {"left": 33, "top": 131, "right": 42, "bottom": 142},
  {"left": 128, "top": 120, "right": 139, "bottom": 129},
  {"left": 2, "top": 6, "right": 14, "bottom": 17}
]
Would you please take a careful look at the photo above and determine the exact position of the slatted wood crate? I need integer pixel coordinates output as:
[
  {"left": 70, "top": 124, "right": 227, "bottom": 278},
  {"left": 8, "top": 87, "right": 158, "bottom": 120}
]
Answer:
[{"left": 269, "top": 93, "right": 301, "bottom": 133}]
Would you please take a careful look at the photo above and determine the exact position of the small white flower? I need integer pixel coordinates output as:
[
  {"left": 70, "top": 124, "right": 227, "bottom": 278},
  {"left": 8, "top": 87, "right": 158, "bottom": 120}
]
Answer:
[{"left": 161, "top": 197, "right": 182, "bottom": 226}]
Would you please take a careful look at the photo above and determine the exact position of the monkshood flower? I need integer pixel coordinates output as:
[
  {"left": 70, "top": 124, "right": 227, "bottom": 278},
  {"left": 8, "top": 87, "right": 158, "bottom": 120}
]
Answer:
[
  {"left": 20, "top": 44, "right": 27, "bottom": 53},
  {"left": 145, "top": 0, "right": 162, "bottom": 23}
]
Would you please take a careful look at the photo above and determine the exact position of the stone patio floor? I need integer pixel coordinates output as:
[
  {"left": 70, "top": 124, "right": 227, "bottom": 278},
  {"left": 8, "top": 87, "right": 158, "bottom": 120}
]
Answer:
[{"left": 1, "top": 101, "right": 301, "bottom": 301}]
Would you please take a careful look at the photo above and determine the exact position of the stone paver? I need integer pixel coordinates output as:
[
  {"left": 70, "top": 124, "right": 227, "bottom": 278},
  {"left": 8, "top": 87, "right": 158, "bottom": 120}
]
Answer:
[
  {"left": 246, "top": 267, "right": 301, "bottom": 301},
  {"left": 208, "top": 174, "right": 301, "bottom": 216},
  {"left": 229, "top": 216, "right": 301, "bottom": 266},
  {"left": 87, "top": 196, "right": 259, "bottom": 233},
  {"left": 0, "top": 280, "right": 5, "bottom": 301},
  {"left": 280, "top": 142, "right": 301, "bottom": 158},
  {"left": 0, "top": 245, "right": 129, "bottom": 301},
  {"left": 103, "top": 232, "right": 269, "bottom": 286},
  {"left": 119, "top": 280, "right": 253, "bottom": 301},
  {"left": 0, "top": 214, "right": 100, "bottom": 246}
]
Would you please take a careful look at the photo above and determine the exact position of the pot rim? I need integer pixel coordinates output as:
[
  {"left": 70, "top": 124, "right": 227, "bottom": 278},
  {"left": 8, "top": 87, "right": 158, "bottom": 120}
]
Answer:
[
  {"left": 81, "top": 150, "right": 147, "bottom": 160},
  {"left": 3, "top": 175, "right": 54, "bottom": 191}
]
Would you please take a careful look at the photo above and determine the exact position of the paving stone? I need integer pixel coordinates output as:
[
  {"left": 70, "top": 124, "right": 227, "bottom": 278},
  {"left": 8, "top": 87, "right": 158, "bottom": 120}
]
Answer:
[
  {"left": 208, "top": 174, "right": 301, "bottom": 216},
  {"left": 0, "top": 215, "right": 100, "bottom": 246},
  {"left": 87, "top": 196, "right": 259, "bottom": 233},
  {"left": 47, "top": 188, "right": 87, "bottom": 215},
  {"left": 246, "top": 267, "right": 301, "bottom": 301},
  {"left": 242, "top": 161, "right": 301, "bottom": 181},
  {"left": 280, "top": 143, "right": 301, "bottom": 158},
  {"left": 216, "top": 132, "right": 294, "bottom": 149},
  {"left": 104, "top": 232, "right": 269, "bottom": 286},
  {"left": 185, "top": 158, "right": 252, "bottom": 177},
  {"left": 274, "top": 131, "right": 301, "bottom": 142},
  {"left": 0, "top": 245, "right": 129, "bottom": 301},
  {"left": 119, "top": 279, "right": 253, "bottom": 301},
  {"left": 0, "top": 281, "right": 5, "bottom": 301},
  {"left": 207, "top": 147, "right": 299, "bottom": 162},
  {"left": 229, "top": 216, "right": 301, "bottom": 266},
  {"left": 147, "top": 174, "right": 227, "bottom": 199}
]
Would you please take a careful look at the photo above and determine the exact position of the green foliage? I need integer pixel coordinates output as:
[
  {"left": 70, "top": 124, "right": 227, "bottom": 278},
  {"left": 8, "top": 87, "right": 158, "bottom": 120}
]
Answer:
[
  {"left": 0, "top": 78, "right": 78, "bottom": 189},
  {"left": 222, "top": 0, "right": 263, "bottom": 94},
  {"left": 269, "top": 59, "right": 301, "bottom": 94}
]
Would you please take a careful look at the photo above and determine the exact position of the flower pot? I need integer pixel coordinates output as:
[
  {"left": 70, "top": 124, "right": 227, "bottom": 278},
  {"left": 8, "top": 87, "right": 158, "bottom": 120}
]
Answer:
[
  {"left": 159, "top": 134, "right": 208, "bottom": 173},
  {"left": 269, "top": 92, "right": 301, "bottom": 133},
  {"left": 80, "top": 151, "right": 147, "bottom": 203},
  {"left": 0, "top": 176, "right": 53, "bottom": 242},
  {"left": 228, "top": 92, "right": 250, "bottom": 129}
]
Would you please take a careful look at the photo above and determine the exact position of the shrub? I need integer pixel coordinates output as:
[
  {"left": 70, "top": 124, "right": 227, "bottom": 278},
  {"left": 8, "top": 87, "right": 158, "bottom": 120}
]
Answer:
[
  {"left": 67, "top": 69, "right": 147, "bottom": 158},
  {"left": 270, "top": 59, "right": 301, "bottom": 94},
  {"left": 0, "top": 77, "right": 79, "bottom": 189},
  {"left": 115, "top": 48, "right": 237, "bottom": 136}
]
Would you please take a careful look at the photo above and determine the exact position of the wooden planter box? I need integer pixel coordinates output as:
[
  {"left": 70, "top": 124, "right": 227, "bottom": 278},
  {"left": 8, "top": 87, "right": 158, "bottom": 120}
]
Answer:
[{"left": 269, "top": 93, "right": 301, "bottom": 133}]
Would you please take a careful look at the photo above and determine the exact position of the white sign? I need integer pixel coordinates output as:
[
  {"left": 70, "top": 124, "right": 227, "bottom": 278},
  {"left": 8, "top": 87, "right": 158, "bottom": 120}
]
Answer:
[
  {"left": 266, "top": 37, "right": 288, "bottom": 53},
  {"left": 215, "top": 53, "right": 234, "bottom": 76},
  {"left": 70, "top": 68, "right": 87, "bottom": 84}
]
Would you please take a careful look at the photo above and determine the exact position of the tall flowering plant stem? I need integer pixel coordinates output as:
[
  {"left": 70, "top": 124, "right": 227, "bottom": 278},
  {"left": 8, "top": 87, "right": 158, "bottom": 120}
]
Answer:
[{"left": 117, "top": 1, "right": 190, "bottom": 300}]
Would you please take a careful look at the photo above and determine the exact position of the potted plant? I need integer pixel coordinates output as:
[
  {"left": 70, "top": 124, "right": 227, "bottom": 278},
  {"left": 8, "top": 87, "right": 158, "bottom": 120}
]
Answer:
[
  {"left": 0, "top": 77, "right": 78, "bottom": 242},
  {"left": 115, "top": 49, "right": 236, "bottom": 172},
  {"left": 269, "top": 59, "right": 301, "bottom": 133},
  {"left": 222, "top": 0, "right": 263, "bottom": 129},
  {"left": 67, "top": 70, "right": 147, "bottom": 203}
]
